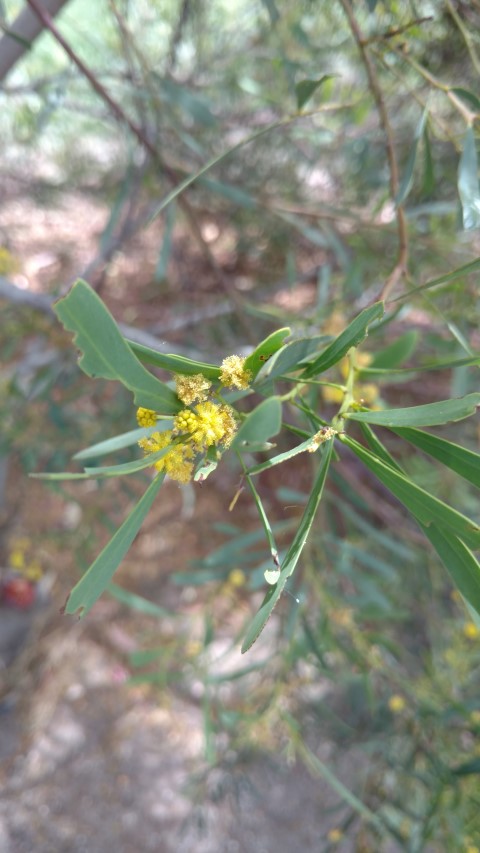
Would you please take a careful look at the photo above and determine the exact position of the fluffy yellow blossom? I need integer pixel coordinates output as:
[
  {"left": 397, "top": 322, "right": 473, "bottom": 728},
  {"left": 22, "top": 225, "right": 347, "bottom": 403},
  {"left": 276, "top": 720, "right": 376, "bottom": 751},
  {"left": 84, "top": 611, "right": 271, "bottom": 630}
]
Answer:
[
  {"left": 327, "top": 828, "right": 343, "bottom": 844},
  {"left": 228, "top": 568, "right": 246, "bottom": 587},
  {"left": 175, "top": 373, "right": 211, "bottom": 405},
  {"left": 388, "top": 694, "right": 406, "bottom": 714},
  {"left": 465, "top": 845, "right": 480, "bottom": 853},
  {"left": 174, "top": 401, "right": 236, "bottom": 449},
  {"left": 136, "top": 407, "right": 158, "bottom": 428},
  {"left": 464, "top": 622, "right": 480, "bottom": 640},
  {"left": 220, "top": 354, "right": 252, "bottom": 390},
  {"left": 218, "top": 404, "right": 238, "bottom": 447},
  {"left": 138, "top": 430, "right": 194, "bottom": 484},
  {"left": 470, "top": 710, "right": 480, "bottom": 726}
]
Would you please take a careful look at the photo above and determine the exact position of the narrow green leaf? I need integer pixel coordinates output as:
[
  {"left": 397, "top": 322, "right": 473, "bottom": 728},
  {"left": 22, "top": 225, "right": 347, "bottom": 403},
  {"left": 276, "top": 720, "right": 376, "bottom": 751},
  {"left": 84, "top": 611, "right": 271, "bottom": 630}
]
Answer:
[
  {"left": 353, "top": 428, "right": 480, "bottom": 616},
  {"left": 391, "top": 257, "right": 480, "bottom": 302},
  {"left": 302, "top": 302, "right": 384, "bottom": 378},
  {"left": 458, "top": 127, "right": 480, "bottom": 230},
  {"left": 396, "top": 109, "right": 428, "bottom": 205},
  {"left": 392, "top": 427, "right": 480, "bottom": 490},
  {"left": 241, "top": 440, "right": 333, "bottom": 653},
  {"left": 232, "top": 398, "right": 282, "bottom": 448},
  {"left": 244, "top": 473, "right": 280, "bottom": 584},
  {"left": 74, "top": 425, "right": 169, "bottom": 461},
  {"left": 65, "top": 474, "right": 165, "bottom": 616},
  {"left": 368, "top": 330, "right": 418, "bottom": 370},
  {"left": 423, "top": 123, "right": 435, "bottom": 196},
  {"left": 247, "top": 437, "right": 314, "bottom": 476},
  {"left": 127, "top": 341, "right": 221, "bottom": 381},
  {"left": 295, "top": 75, "right": 333, "bottom": 111},
  {"left": 154, "top": 202, "right": 176, "bottom": 282},
  {"left": 32, "top": 447, "right": 170, "bottom": 480},
  {"left": 341, "top": 436, "right": 480, "bottom": 549},
  {"left": 55, "top": 281, "right": 181, "bottom": 413},
  {"left": 420, "top": 524, "right": 480, "bottom": 618},
  {"left": 108, "top": 583, "right": 173, "bottom": 618},
  {"left": 451, "top": 87, "right": 480, "bottom": 112},
  {"left": 255, "top": 336, "right": 329, "bottom": 380},
  {"left": 245, "top": 328, "right": 291, "bottom": 380},
  {"left": 346, "top": 393, "right": 480, "bottom": 427}
]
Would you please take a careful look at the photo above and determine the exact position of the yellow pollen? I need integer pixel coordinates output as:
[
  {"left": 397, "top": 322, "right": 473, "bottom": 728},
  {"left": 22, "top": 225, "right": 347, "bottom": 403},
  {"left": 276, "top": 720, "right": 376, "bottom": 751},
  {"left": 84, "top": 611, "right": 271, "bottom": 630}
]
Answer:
[{"left": 219, "top": 354, "right": 252, "bottom": 390}]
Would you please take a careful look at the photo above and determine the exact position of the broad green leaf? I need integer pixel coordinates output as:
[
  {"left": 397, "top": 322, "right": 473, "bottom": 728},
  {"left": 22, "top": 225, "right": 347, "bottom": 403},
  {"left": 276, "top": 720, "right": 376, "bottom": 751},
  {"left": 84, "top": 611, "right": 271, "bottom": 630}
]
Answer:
[
  {"left": 295, "top": 75, "right": 333, "bottom": 111},
  {"left": 242, "top": 440, "right": 334, "bottom": 653},
  {"left": 65, "top": 474, "right": 165, "bottom": 616},
  {"left": 255, "top": 336, "right": 330, "bottom": 381},
  {"left": 458, "top": 127, "right": 480, "bottom": 230},
  {"left": 341, "top": 436, "right": 480, "bottom": 550},
  {"left": 108, "top": 583, "right": 173, "bottom": 618},
  {"left": 392, "top": 427, "right": 480, "bottom": 490},
  {"left": 396, "top": 109, "right": 428, "bottom": 205},
  {"left": 392, "top": 257, "right": 480, "bottom": 302},
  {"left": 232, "top": 398, "right": 282, "bottom": 448},
  {"left": 346, "top": 393, "right": 480, "bottom": 427},
  {"left": 368, "top": 330, "right": 418, "bottom": 370},
  {"left": 74, "top": 425, "right": 169, "bottom": 461},
  {"left": 302, "top": 302, "right": 384, "bottom": 378},
  {"left": 420, "top": 524, "right": 480, "bottom": 618},
  {"left": 127, "top": 340, "right": 221, "bottom": 381},
  {"left": 245, "top": 328, "right": 291, "bottom": 380},
  {"left": 55, "top": 281, "right": 181, "bottom": 413}
]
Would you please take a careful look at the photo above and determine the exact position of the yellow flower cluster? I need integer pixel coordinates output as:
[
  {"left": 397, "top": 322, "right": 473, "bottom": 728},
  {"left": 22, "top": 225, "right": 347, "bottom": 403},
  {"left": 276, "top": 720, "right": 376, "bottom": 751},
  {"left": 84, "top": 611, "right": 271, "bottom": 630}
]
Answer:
[
  {"left": 138, "top": 430, "right": 195, "bottom": 484},
  {"left": 175, "top": 373, "right": 211, "bottom": 405},
  {"left": 174, "top": 401, "right": 237, "bottom": 449},
  {"left": 136, "top": 407, "right": 158, "bottom": 427},
  {"left": 388, "top": 694, "right": 406, "bottom": 714},
  {"left": 219, "top": 354, "right": 252, "bottom": 390},
  {"left": 8, "top": 538, "right": 43, "bottom": 581}
]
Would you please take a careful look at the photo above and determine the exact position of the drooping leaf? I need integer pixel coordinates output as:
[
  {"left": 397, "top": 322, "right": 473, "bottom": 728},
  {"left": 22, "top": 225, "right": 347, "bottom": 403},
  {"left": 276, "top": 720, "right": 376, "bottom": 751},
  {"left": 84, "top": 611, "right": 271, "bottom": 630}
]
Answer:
[
  {"left": 368, "top": 330, "right": 418, "bottom": 371},
  {"left": 295, "top": 75, "right": 334, "bottom": 111},
  {"left": 245, "top": 328, "right": 291, "bottom": 380},
  {"left": 346, "top": 393, "right": 480, "bottom": 427},
  {"left": 392, "top": 427, "right": 480, "bottom": 490},
  {"left": 302, "top": 302, "right": 384, "bottom": 378},
  {"left": 458, "top": 127, "right": 480, "bottom": 230},
  {"left": 108, "top": 583, "right": 173, "bottom": 618},
  {"left": 247, "top": 437, "right": 315, "bottom": 476},
  {"left": 232, "top": 398, "right": 282, "bottom": 448},
  {"left": 31, "top": 446, "right": 170, "bottom": 480},
  {"left": 241, "top": 440, "right": 334, "bottom": 652},
  {"left": 341, "top": 435, "right": 480, "bottom": 549},
  {"left": 55, "top": 280, "right": 181, "bottom": 413},
  {"left": 396, "top": 109, "right": 429, "bottom": 205},
  {"left": 65, "top": 474, "right": 165, "bottom": 617},
  {"left": 420, "top": 524, "right": 480, "bottom": 618}
]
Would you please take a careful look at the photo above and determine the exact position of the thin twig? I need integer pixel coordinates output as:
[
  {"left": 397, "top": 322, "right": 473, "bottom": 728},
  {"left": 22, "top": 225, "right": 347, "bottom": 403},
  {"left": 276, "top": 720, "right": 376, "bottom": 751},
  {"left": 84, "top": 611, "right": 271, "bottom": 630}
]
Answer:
[
  {"left": 25, "top": 0, "right": 255, "bottom": 340},
  {"left": 338, "top": 0, "right": 409, "bottom": 302}
]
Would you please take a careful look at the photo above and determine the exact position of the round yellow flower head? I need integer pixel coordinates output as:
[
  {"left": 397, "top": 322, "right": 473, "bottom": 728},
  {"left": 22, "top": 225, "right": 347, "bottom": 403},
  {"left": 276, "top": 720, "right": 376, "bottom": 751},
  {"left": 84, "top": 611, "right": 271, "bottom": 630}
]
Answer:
[
  {"left": 136, "top": 407, "right": 157, "bottom": 428},
  {"left": 175, "top": 373, "right": 211, "bottom": 406},
  {"left": 220, "top": 354, "right": 252, "bottom": 390},
  {"left": 191, "top": 401, "right": 228, "bottom": 448},
  {"left": 138, "top": 430, "right": 195, "bottom": 483},
  {"left": 388, "top": 694, "right": 406, "bottom": 714},
  {"left": 174, "top": 409, "right": 199, "bottom": 435},
  {"left": 228, "top": 568, "right": 246, "bottom": 588},
  {"left": 327, "top": 828, "right": 343, "bottom": 844},
  {"left": 464, "top": 621, "right": 480, "bottom": 640}
]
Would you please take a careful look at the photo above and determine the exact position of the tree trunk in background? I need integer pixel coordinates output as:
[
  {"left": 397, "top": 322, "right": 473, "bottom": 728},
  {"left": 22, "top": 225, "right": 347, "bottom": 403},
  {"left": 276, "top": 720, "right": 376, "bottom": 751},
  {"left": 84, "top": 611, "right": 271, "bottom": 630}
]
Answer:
[{"left": 0, "top": 0, "right": 70, "bottom": 82}]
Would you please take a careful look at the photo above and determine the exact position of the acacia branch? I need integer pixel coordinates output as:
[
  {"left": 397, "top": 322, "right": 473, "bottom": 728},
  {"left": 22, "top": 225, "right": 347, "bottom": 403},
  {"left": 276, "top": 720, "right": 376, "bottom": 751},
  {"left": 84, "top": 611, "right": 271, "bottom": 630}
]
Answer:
[
  {"left": 24, "top": 0, "right": 254, "bottom": 339},
  {"left": 338, "top": 0, "right": 409, "bottom": 302}
]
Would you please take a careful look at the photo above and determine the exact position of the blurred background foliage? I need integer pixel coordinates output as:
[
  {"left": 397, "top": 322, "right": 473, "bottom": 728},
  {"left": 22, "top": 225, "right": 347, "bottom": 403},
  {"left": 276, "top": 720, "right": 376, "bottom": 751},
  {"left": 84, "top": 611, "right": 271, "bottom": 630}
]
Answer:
[{"left": 1, "top": 0, "right": 480, "bottom": 850}]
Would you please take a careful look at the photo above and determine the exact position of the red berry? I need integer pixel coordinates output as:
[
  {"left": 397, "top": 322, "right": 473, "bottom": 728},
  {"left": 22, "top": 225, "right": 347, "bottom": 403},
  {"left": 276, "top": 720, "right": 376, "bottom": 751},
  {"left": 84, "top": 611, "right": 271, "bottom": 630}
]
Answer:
[{"left": 1, "top": 578, "right": 36, "bottom": 609}]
